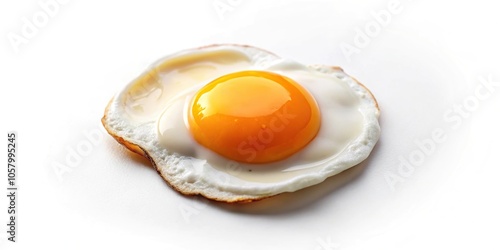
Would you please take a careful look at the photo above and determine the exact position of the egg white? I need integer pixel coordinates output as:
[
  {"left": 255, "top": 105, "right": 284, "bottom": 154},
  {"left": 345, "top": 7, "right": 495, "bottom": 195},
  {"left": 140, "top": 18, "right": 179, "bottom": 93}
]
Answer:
[{"left": 102, "top": 44, "right": 380, "bottom": 202}]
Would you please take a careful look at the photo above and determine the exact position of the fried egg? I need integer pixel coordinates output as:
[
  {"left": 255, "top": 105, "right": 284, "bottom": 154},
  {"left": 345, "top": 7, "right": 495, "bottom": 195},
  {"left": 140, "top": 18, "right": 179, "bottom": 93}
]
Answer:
[{"left": 102, "top": 44, "right": 380, "bottom": 202}]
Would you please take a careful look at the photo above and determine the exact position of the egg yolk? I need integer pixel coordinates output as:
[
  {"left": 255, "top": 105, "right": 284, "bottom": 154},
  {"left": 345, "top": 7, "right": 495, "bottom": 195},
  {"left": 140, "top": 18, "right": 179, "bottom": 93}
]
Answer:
[{"left": 188, "top": 70, "right": 320, "bottom": 163}]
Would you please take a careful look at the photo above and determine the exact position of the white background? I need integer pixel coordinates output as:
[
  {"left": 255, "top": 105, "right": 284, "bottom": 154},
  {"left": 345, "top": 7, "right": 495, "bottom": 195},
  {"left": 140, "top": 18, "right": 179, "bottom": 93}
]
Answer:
[{"left": 1, "top": 0, "right": 499, "bottom": 249}]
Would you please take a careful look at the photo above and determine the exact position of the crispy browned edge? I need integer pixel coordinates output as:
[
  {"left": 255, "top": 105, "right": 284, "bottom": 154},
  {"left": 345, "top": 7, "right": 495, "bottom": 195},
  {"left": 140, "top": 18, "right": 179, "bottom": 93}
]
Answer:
[
  {"left": 328, "top": 66, "right": 380, "bottom": 112},
  {"left": 101, "top": 98, "right": 268, "bottom": 204},
  {"left": 101, "top": 44, "right": 379, "bottom": 204}
]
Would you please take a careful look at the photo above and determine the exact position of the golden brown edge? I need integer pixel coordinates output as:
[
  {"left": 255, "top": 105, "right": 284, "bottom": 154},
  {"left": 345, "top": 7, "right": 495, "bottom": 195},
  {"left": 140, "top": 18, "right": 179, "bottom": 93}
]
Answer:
[
  {"left": 101, "top": 98, "right": 269, "bottom": 204},
  {"left": 100, "top": 45, "right": 379, "bottom": 204},
  {"left": 329, "top": 66, "right": 380, "bottom": 112}
]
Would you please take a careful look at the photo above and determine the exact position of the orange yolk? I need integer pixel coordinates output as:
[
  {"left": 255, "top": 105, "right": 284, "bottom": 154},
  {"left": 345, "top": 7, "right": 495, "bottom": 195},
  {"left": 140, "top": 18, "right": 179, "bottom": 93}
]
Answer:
[{"left": 188, "top": 70, "right": 321, "bottom": 163}]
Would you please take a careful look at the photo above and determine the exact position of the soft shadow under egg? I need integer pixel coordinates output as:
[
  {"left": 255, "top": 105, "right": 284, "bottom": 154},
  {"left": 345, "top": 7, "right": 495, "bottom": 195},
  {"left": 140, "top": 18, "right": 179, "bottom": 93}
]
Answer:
[{"left": 210, "top": 139, "right": 381, "bottom": 215}]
